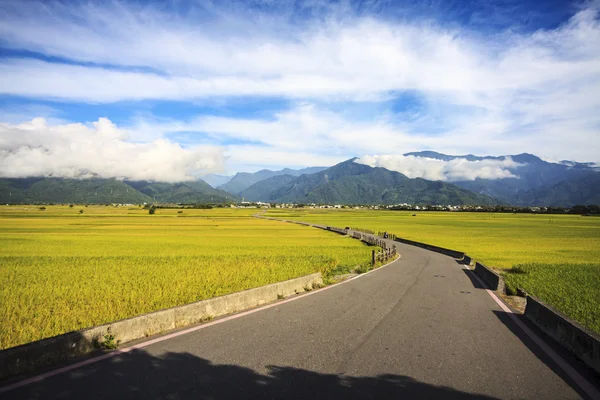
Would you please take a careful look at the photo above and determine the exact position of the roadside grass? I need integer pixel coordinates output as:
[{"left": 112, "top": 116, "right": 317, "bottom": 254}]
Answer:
[
  {"left": 0, "top": 205, "right": 375, "bottom": 349},
  {"left": 503, "top": 263, "right": 600, "bottom": 334},
  {"left": 266, "top": 208, "right": 600, "bottom": 334}
]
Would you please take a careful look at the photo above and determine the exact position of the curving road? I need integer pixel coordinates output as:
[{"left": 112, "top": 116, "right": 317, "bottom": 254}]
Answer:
[{"left": 1, "top": 227, "right": 598, "bottom": 399}]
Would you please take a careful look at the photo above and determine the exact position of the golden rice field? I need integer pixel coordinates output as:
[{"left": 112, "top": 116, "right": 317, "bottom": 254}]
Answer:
[
  {"left": 266, "top": 209, "right": 600, "bottom": 267},
  {"left": 266, "top": 208, "right": 600, "bottom": 333},
  {"left": 0, "top": 205, "right": 374, "bottom": 350}
]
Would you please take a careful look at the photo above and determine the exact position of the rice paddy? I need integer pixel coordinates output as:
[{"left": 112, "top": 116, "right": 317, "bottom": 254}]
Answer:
[
  {"left": 503, "top": 263, "right": 600, "bottom": 334},
  {"left": 0, "top": 205, "right": 374, "bottom": 349}
]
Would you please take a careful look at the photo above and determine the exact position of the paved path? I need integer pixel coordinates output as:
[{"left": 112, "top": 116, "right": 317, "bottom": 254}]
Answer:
[{"left": 2, "top": 226, "right": 597, "bottom": 399}]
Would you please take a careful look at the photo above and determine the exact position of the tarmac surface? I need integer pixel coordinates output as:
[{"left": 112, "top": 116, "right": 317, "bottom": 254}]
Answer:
[{"left": 2, "top": 227, "right": 598, "bottom": 399}]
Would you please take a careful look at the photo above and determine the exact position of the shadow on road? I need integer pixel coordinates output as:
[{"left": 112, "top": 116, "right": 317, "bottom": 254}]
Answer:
[
  {"left": 9, "top": 349, "right": 500, "bottom": 399},
  {"left": 490, "top": 310, "right": 599, "bottom": 400},
  {"left": 460, "top": 268, "right": 486, "bottom": 289},
  {"left": 458, "top": 268, "right": 598, "bottom": 399}
]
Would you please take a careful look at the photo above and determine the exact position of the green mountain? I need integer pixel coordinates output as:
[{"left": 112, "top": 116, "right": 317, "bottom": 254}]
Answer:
[
  {"left": 0, "top": 178, "right": 152, "bottom": 204},
  {"left": 0, "top": 178, "right": 29, "bottom": 203},
  {"left": 0, "top": 178, "right": 236, "bottom": 204},
  {"left": 516, "top": 173, "right": 600, "bottom": 207},
  {"left": 123, "top": 180, "right": 235, "bottom": 203},
  {"left": 218, "top": 166, "right": 327, "bottom": 195},
  {"left": 268, "top": 159, "right": 497, "bottom": 205}
]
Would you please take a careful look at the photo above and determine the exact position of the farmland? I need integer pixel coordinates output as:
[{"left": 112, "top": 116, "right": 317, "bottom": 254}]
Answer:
[
  {"left": 503, "top": 263, "right": 600, "bottom": 334},
  {"left": 0, "top": 206, "right": 374, "bottom": 350},
  {"left": 266, "top": 209, "right": 600, "bottom": 334}
]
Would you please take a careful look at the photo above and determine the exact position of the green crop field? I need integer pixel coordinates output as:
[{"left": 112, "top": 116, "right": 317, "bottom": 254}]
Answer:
[
  {"left": 502, "top": 263, "right": 600, "bottom": 333},
  {"left": 266, "top": 208, "right": 600, "bottom": 334},
  {"left": 0, "top": 205, "right": 375, "bottom": 350}
]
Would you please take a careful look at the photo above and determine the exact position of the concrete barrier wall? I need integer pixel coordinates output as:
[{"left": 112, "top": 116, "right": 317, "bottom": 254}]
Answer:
[
  {"left": 524, "top": 296, "right": 600, "bottom": 374},
  {"left": 473, "top": 262, "right": 505, "bottom": 292},
  {"left": 394, "top": 237, "right": 465, "bottom": 259},
  {"left": 0, "top": 272, "right": 323, "bottom": 381}
]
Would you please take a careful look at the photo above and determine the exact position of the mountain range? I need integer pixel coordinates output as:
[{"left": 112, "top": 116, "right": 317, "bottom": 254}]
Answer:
[
  {"left": 0, "top": 178, "right": 235, "bottom": 204},
  {"left": 403, "top": 151, "right": 599, "bottom": 207},
  {"left": 1, "top": 152, "right": 598, "bottom": 207},
  {"left": 218, "top": 166, "right": 327, "bottom": 195},
  {"left": 239, "top": 159, "right": 495, "bottom": 205}
]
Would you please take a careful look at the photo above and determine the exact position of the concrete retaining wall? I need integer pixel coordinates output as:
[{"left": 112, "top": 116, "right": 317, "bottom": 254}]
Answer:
[
  {"left": 473, "top": 262, "right": 505, "bottom": 292},
  {"left": 524, "top": 296, "right": 600, "bottom": 374},
  {"left": 394, "top": 237, "right": 465, "bottom": 259},
  {"left": 0, "top": 272, "right": 323, "bottom": 381}
]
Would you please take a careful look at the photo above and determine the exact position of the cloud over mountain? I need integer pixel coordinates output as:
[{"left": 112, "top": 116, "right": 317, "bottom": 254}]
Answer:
[
  {"left": 355, "top": 155, "right": 523, "bottom": 182},
  {"left": 0, "top": 118, "right": 224, "bottom": 182}
]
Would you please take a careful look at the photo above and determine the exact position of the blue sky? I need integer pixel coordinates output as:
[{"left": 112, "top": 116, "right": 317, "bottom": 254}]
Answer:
[{"left": 0, "top": 0, "right": 599, "bottom": 181}]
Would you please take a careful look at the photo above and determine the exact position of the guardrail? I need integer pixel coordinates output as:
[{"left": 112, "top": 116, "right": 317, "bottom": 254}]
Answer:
[
  {"left": 372, "top": 247, "right": 397, "bottom": 265},
  {"left": 361, "top": 234, "right": 387, "bottom": 248},
  {"left": 302, "top": 223, "right": 397, "bottom": 266},
  {"left": 326, "top": 226, "right": 349, "bottom": 235}
]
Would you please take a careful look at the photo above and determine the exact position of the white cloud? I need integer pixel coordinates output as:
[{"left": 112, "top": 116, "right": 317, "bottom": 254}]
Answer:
[
  {"left": 124, "top": 103, "right": 600, "bottom": 169},
  {"left": 127, "top": 104, "right": 441, "bottom": 164},
  {"left": 0, "top": 1, "right": 599, "bottom": 164},
  {"left": 0, "top": 118, "right": 224, "bottom": 182},
  {"left": 0, "top": 3, "right": 599, "bottom": 104},
  {"left": 355, "top": 155, "right": 524, "bottom": 182}
]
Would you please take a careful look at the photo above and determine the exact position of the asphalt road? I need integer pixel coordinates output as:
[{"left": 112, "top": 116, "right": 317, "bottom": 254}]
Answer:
[{"left": 2, "top": 229, "right": 597, "bottom": 399}]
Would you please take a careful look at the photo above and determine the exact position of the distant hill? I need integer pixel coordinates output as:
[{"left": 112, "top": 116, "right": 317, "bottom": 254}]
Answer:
[
  {"left": 239, "top": 174, "right": 298, "bottom": 202},
  {"left": 0, "top": 178, "right": 152, "bottom": 204},
  {"left": 201, "top": 174, "right": 233, "bottom": 188},
  {"left": 0, "top": 177, "right": 236, "bottom": 204},
  {"left": 218, "top": 166, "right": 327, "bottom": 195},
  {"left": 515, "top": 173, "right": 600, "bottom": 207},
  {"left": 266, "top": 159, "right": 497, "bottom": 205},
  {"left": 125, "top": 180, "right": 235, "bottom": 203},
  {"left": 404, "top": 151, "right": 598, "bottom": 206}
]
